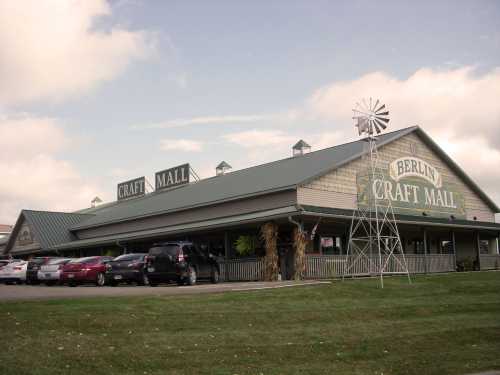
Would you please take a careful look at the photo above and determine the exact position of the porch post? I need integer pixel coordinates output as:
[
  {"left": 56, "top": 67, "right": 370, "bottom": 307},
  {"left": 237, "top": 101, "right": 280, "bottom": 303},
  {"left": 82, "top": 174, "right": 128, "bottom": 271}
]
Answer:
[
  {"left": 451, "top": 231, "right": 457, "bottom": 271},
  {"left": 224, "top": 231, "right": 230, "bottom": 281},
  {"left": 476, "top": 231, "right": 482, "bottom": 271},
  {"left": 423, "top": 228, "right": 428, "bottom": 274}
]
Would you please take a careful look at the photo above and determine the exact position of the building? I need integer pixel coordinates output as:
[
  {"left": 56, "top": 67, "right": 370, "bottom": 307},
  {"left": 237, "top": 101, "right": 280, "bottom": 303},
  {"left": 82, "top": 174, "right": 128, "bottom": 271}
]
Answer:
[
  {"left": 3, "top": 126, "right": 500, "bottom": 278},
  {"left": 0, "top": 224, "right": 13, "bottom": 255}
]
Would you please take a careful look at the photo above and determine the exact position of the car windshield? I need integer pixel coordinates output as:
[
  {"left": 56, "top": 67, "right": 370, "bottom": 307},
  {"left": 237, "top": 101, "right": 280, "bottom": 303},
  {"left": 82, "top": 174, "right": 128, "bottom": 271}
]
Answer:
[
  {"left": 149, "top": 245, "right": 180, "bottom": 257},
  {"left": 69, "top": 257, "right": 99, "bottom": 264},
  {"left": 113, "top": 254, "right": 143, "bottom": 262},
  {"left": 31, "top": 258, "right": 48, "bottom": 265},
  {"left": 47, "top": 258, "right": 71, "bottom": 265}
]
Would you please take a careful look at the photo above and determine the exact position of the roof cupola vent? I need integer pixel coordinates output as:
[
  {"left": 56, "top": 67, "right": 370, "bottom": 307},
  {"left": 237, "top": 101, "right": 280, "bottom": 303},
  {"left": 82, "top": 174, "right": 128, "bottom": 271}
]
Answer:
[
  {"left": 91, "top": 196, "right": 103, "bottom": 208},
  {"left": 292, "top": 140, "right": 311, "bottom": 156},
  {"left": 216, "top": 161, "right": 232, "bottom": 176}
]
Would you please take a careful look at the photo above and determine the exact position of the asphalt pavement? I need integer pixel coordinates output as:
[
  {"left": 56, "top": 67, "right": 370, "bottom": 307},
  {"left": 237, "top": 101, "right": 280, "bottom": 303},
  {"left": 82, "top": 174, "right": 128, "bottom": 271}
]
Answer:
[{"left": 0, "top": 280, "right": 330, "bottom": 301}]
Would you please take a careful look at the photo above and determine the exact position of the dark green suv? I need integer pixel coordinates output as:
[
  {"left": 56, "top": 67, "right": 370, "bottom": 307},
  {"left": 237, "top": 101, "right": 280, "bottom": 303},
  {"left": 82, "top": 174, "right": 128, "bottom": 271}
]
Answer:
[{"left": 145, "top": 241, "right": 220, "bottom": 286}]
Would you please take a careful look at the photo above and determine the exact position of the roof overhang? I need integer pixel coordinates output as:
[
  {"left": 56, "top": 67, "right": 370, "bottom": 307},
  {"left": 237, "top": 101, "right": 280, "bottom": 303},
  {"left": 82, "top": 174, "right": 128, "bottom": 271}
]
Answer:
[
  {"left": 299, "top": 205, "right": 500, "bottom": 232},
  {"left": 51, "top": 205, "right": 300, "bottom": 251}
]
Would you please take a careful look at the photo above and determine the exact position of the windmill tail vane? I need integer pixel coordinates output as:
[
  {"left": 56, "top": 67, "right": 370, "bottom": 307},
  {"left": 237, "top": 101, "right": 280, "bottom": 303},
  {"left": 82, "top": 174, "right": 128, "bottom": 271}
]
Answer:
[{"left": 352, "top": 98, "right": 390, "bottom": 135}]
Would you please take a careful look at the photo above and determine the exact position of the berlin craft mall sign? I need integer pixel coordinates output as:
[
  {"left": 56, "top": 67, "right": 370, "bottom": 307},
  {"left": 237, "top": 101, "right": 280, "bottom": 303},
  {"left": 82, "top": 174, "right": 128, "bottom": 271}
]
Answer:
[{"left": 357, "top": 156, "right": 466, "bottom": 219}]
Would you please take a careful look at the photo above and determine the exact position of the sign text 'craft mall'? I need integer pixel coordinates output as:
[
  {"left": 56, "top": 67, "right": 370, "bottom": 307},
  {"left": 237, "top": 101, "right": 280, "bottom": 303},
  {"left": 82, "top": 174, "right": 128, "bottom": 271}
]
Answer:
[
  {"left": 155, "top": 163, "right": 190, "bottom": 191},
  {"left": 117, "top": 177, "right": 146, "bottom": 201},
  {"left": 357, "top": 156, "right": 466, "bottom": 219}
]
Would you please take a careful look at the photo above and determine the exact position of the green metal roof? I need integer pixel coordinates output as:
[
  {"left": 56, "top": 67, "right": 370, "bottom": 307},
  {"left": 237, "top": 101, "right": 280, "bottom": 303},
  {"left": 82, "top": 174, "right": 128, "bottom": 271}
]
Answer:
[
  {"left": 4, "top": 210, "right": 93, "bottom": 254},
  {"left": 72, "top": 127, "right": 418, "bottom": 230}
]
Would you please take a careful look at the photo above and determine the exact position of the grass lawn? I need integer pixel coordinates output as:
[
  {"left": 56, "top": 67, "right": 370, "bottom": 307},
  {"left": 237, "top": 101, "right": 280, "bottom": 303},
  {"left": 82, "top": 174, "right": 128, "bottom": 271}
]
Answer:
[{"left": 0, "top": 272, "right": 499, "bottom": 375}]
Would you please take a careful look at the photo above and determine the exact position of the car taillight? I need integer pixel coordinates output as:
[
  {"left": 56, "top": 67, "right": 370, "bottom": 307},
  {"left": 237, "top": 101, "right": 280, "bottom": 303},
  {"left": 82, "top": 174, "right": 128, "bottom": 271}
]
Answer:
[
  {"left": 177, "top": 249, "right": 184, "bottom": 262},
  {"left": 106, "top": 264, "right": 112, "bottom": 271},
  {"left": 13, "top": 266, "right": 22, "bottom": 270}
]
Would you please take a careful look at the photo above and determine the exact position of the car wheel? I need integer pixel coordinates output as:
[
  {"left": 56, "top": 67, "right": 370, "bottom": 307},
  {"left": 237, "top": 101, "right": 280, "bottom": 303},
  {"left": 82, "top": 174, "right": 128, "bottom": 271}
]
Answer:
[
  {"left": 96, "top": 273, "right": 106, "bottom": 287},
  {"left": 186, "top": 267, "right": 197, "bottom": 286},
  {"left": 138, "top": 273, "right": 149, "bottom": 286},
  {"left": 69, "top": 282, "right": 77, "bottom": 287},
  {"left": 176, "top": 276, "right": 184, "bottom": 286},
  {"left": 109, "top": 280, "right": 118, "bottom": 287},
  {"left": 210, "top": 267, "right": 220, "bottom": 284}
]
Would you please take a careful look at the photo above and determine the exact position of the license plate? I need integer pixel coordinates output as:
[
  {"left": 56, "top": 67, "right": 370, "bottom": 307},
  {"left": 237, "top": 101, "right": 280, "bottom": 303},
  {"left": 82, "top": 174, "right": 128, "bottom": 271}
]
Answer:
[
  {"left": 45, "top": 273, "right": 51, "bottom": 278},
  {"left": 147, "top": 267, "right": 155, "bottom": 273},
  {"left": 114, "top": 275, "right": 122, "bottom": 280},
  {"left": 68, "top": 274, "right": 74, "bottom": 278}
]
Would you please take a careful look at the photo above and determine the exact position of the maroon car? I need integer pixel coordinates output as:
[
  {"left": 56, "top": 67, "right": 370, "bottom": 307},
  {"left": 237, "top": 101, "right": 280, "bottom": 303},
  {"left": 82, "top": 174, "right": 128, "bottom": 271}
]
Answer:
[{"left": 60, "top": 256, "right": 113, "bottom": 286}]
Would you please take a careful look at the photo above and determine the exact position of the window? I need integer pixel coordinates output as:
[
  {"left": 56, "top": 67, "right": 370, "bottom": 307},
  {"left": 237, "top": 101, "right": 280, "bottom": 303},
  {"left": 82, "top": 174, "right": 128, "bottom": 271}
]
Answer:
[
  {"left": 440, "top": 240, "right": 453, "bottom": 254},
  {"left": 479, "top": 240, "right": 490, "bottom": 255},
  {"left": 320, "top": 236, "right": 342, "bottom": 255}
]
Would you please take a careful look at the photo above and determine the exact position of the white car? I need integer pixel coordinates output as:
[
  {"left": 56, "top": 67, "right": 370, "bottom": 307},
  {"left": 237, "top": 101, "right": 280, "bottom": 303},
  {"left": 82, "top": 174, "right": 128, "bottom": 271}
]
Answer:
[
  {"left": 37, "top": 258, "right": 72, "bottom": 285},
  {"left": 0, "top": 260, "right": 28, "bottom": 284}
]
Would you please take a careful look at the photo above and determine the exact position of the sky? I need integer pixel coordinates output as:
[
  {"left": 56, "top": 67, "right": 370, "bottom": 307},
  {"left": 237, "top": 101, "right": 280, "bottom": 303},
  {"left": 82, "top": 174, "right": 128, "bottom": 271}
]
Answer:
[{"left": 1, "top": 0, "right": 500, "bottom": 224}]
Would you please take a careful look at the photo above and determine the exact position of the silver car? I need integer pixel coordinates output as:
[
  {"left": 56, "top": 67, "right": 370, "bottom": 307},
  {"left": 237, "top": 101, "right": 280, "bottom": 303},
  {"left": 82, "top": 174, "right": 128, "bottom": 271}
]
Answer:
[
  {"left": 0, "top": 260, "right": 28, "bottom": 284},
  {"left": 37, "top": 258, "right": 72, "bottom": 286}
]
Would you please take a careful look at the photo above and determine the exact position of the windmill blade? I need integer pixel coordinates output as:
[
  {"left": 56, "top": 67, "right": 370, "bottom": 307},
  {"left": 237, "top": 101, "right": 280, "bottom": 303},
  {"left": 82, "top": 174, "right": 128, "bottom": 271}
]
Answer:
[
  {"left": 376, "top": 111, "right": 389, "bottom": 116},
  {"left": 373, "top": 122, "right": 382, "bottom": 134},
  {"left": 374, "top": 103, "right": 385, "bottom": 113},
  {"left": 373, "top": 99, "right": 380, "bottom": 112},
  {"left": 375, "top": 116, "right": 390, "bottom": 123},
  {"left": 374, "top": 119, "right": 387, "bottom": 130},
  {"left": 370, "top": 97, "right": 373, "bottom": 111}
]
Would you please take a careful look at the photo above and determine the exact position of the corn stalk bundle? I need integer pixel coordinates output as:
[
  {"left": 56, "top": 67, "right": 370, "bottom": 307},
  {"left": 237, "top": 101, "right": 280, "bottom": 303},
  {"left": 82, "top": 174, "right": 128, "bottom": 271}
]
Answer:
[
  {"left": 261, "top": 222, "right": 279, "bottom": 281},
  {"left": 293, "top": 226, "right": 306, "bottom": 280}
]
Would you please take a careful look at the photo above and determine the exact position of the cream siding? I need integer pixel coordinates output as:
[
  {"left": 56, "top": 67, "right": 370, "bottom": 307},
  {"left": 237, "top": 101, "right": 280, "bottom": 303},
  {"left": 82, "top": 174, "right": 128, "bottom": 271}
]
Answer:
[{"left": 298, "top": 132, "right": 496, "bottom": 222}]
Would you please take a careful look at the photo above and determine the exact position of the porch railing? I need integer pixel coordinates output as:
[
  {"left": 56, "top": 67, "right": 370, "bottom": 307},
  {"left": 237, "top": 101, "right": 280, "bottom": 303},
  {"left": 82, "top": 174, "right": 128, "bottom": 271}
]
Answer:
[
  {"left": 479, "top": 254, "right": 500, "bottom": 270},
  {"left": 305, "top": 254, "right": 456, "bottom": 279},
  {"left": 219, "top": 257, "right": 265, "bottom": 281},
  {"left": 218, "top": 254, "right": 456, "bottom": 281}
]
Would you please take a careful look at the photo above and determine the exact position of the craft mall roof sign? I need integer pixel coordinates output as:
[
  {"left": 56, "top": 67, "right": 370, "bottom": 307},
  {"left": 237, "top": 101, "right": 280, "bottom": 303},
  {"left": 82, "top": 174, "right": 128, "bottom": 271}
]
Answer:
[
  {"left": 155, "top": 163, "right": 190, "bottom": 191},
  {"left": 358, "top": 157, "right": 466, "bottom": 219},
  {"left": 117, "top": 177, "right": 146, "bottom": 201}
]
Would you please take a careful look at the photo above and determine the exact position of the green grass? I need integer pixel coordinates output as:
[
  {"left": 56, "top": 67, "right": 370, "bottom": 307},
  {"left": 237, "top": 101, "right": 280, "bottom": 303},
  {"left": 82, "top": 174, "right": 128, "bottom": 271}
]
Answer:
[{"left": 0, "top": 272, "right": 499, "bottom": 375}]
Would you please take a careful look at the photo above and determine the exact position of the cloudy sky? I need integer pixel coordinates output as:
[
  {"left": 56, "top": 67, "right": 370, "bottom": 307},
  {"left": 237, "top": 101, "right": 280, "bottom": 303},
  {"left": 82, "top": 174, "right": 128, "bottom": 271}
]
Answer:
[{"left": 1, "top": 0, "right": 500, "bottom": 224}]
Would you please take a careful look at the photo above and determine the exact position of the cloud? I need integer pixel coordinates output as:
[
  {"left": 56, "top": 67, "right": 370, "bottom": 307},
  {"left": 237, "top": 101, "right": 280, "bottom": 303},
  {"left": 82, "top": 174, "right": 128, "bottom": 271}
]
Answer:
[
  {"left": 160, "top": 139, "right": 203, "bottom": 152},
  {"left": 132, "top": 114, "right": 268, "bottom": 130},
  {"left": 0, "top": 0, "right": 155, "bottom": 106},
  {"left": 306, "top": 66, "right": 500, "bottom": 207},
  {"left": 223, "top": 129, "right": 296, "bottom": 148},
  {"left": 0, "top": 116, "right": 102, "bottom": 223}
]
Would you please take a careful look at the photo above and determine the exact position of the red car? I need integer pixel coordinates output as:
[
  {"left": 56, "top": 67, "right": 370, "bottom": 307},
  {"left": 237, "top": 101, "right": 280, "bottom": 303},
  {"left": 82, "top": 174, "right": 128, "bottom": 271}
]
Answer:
[{"left": 60, "top": 256, "right": 113, "bottom": 286}]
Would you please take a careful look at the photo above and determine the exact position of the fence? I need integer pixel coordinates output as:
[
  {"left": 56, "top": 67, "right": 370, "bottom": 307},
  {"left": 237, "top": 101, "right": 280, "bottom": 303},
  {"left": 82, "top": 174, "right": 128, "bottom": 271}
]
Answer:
[
  {"left": 219, "top": 254, "right": 456, "bottom": 281},
  {"left": 480, "top": 254, "right": 500, "bottom": 270},
  {"left": 219, "top": 257, "right": 265, "bottom": 281}
]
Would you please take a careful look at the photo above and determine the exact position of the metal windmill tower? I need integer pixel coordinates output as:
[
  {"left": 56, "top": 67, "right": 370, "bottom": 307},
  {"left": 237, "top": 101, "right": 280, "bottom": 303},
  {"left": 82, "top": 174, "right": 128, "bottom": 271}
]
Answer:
[{"left": 344, "top": 98, "right": 411, "bottom": 288}]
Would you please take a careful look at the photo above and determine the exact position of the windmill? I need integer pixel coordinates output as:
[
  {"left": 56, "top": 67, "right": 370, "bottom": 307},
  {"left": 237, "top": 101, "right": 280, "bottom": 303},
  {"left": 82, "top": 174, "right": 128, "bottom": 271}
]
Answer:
[{"left": 344, "top": 98, "right": 411, "bottom": 288}]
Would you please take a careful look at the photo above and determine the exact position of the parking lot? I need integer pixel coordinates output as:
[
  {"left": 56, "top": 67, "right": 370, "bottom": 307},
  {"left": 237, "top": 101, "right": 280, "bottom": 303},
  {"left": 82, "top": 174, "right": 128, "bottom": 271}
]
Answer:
[{"left": 0, "top": 280, "right": 330, "bottom": 301}]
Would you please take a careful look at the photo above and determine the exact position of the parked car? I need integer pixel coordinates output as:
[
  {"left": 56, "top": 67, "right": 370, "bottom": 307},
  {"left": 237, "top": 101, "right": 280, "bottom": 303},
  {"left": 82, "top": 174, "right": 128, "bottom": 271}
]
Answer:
[
  {"left": 26, "top": 257, "right": 61, "bottom": 284},
  {"left": 37, "top": 258, "right": 73, "bottom": 286},
  {"left": 145, "top": 241, "right": 220, "bottom": 286},
  {"left": 60, "top": 256, "right": 113, "bottom": 286},
  {"left": 0, "top": 260, "right": 28, "bottom": 284},
  {"left": 105, "top": 253, "right": 148, "bottom": 286}
]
